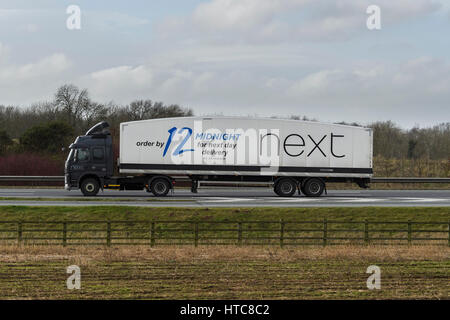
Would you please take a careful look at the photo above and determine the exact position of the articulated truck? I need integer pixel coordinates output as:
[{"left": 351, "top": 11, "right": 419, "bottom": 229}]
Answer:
[{"left": 64, "top": 117, "right": 373, "bottom": 197}]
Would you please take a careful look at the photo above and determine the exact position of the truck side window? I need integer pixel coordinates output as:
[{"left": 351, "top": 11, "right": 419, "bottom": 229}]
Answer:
[
  {"left": 92, "top": 148, "right": 105, "bottom": 161},
  {"left": 75, "top": 148, "right": 90, "bottom": 162}
]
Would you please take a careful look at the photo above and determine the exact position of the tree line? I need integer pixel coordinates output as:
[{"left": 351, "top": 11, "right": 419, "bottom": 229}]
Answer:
[
  {"left": 0, "top": 84, "right": 193, "bottom": 155},
  {"left": 0, "top": 84, "right": 449, "bottom": 161}
]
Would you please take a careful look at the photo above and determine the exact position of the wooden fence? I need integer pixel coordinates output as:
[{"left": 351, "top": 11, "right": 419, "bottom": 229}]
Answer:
[{"left": 0, "top": 219, "right": 448, "bottom": 247}]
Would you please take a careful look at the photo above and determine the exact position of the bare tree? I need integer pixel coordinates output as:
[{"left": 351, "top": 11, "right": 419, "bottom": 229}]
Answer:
[{"left": 54, "top": 84, "right": 90, "bottom": 126}]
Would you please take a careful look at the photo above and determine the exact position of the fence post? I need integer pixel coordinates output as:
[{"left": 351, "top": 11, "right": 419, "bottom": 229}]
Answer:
[
  {"left": 194, "top": 222, "right": 199, "bottom": 247},
  {"left": 106, "top": 221, "right": 111, "bottom": 246},
  {"left": 150, "top": 222, "right": 155, "bottom": 247},
  {"left": 407, "top": 221, "right": 412, "bottom": 245},
  {"left": 237, "top": 222, "right": 242, "bottom": 246},
  {"left": 323, "top": 218, "right": 327, "bottom": 247},
  {"left": 364, "top": 220, "right": 369, "bottom": 245},
  {"left": 280, "top": 219, "right": 285, "bottom": 248},
  {"left": 62, "top": 222, "right": 67, "bottom": 247},
  {"left": 17, "top": 221, "right": 22, "bottom": 245}
]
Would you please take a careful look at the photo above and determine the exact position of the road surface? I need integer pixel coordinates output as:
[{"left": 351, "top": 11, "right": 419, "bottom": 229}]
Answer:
[{"left": 0, "top": 188, "right": 449, "bottom": 207}]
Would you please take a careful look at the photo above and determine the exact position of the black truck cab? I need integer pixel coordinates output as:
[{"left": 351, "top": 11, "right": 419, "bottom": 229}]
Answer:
[
  {"left": 65, "top": 121, "right": 174, "bottom": 196},
  {"left": 64, "top": 122, "right": 114, "bottom": 195}
]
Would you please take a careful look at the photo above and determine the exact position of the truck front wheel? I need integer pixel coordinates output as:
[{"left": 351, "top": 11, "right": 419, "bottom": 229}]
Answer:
[
  {"left": 303, "top": 178, "right": 325, "bottom": 197},
  {"left": 80, "top": 178, "right": 100, "bottom": 196},
  {"left": 275, "top": 178, "right": 297, "bottom": 197},
  {"left": 150, "top": 178, "right": 171, "bottom": 197}
]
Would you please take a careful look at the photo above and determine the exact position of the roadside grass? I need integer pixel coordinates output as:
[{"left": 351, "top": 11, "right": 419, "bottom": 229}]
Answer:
[
  {"left": 0, "top": 206, "right": 448, "bottom": 221},
  {"left": 0, "top": 245, "right": 448, "bottom": 299}
]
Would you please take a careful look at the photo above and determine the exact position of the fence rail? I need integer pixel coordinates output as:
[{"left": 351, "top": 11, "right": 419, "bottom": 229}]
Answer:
[{"left": 0, "top": 220, "right": 448, "bottom": 247}]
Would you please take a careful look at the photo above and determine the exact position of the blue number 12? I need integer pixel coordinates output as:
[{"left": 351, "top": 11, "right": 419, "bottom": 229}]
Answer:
[{"left": 163, "top": 127, "right": 194, "bottom": 157}]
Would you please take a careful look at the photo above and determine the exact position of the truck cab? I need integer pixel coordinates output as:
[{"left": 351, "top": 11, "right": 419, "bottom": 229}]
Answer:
[{"left": 65, "top": 122, "right": 114, "bottom": 195}]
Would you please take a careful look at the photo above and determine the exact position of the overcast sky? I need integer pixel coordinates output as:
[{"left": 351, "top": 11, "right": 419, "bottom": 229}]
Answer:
[{"left": 0, "top": 0, "right": 449, "bottom": 128}]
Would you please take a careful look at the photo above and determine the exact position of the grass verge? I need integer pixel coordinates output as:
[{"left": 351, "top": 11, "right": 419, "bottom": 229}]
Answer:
[
  {"left": 0, "top": 245, "right": 448, "bottom": 299},
  {"left": 0, "top": 205, "right": 448, "bottom": 221}
]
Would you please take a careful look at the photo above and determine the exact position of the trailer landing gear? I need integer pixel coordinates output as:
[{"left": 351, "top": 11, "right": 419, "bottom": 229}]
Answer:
[{"left": 191, "top": 180, "right": 199, "bottom": 193}]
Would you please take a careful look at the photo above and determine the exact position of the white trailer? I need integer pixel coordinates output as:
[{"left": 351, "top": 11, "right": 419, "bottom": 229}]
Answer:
[{"left": 65, "top": 117, "right": 373, "bottom": 197}]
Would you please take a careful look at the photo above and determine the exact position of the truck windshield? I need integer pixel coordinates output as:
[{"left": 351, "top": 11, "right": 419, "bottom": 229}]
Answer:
[{"left": 74, "top": 148, "right": 90, "bottom": 162}]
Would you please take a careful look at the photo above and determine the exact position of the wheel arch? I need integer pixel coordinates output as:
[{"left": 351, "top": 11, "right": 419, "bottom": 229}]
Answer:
[
  {"left": 274, "top": 176, "right": 301, "bottom": 186},
  {"left": 78, "top": 174, "right": 103, "bottom": 190}
]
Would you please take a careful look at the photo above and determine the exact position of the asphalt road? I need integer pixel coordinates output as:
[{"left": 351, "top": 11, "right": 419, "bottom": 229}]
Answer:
[{"left": 0, "top": 188, "right": 449, "bottom": 207}]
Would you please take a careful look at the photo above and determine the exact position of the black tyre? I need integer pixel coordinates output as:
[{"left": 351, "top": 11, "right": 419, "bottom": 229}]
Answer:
[
  {"left": 150, "top": 178, "right": 171, "bottom": 197},
  {"left": 80, "top": 178, "right": 100, "bottom": 196},
  {"left": 273, "top": 186, "right": 281, "bottom": 196},
  {"left": 300, "top": 185, "right": 306, "bottom": 195},
  {"left": 275, "top": 178, "right": 297, "bottom": 197},
  {"left": 303, "top": 178, "right": 325, "bottom": 197}
]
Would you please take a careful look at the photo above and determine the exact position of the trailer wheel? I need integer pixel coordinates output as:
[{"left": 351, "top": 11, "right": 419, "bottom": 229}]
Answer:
[
  {"left": 303, "top": 178, "right": 325, "bottom": 197},
  {"left": 273, "top": 186, "right": 280, "bottom": 196},
  {"left": 150, "top": 178, "right": 171, "bottom": 197},
  {"left": 275, "top": 178, "right": 297, "bottom": 197},
  {"left": 300, "top": 185, "right": 306, "bottom": 195},
  {"left": 80, "top": 178, "right": 100, "bottom": 197}
]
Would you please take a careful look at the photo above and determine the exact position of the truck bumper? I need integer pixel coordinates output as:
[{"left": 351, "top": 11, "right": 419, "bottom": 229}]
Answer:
[{"left": 64, "top": 174, "right": 72, "bottom": 191}]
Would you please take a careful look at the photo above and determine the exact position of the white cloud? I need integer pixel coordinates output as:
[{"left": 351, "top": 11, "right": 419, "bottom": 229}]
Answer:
[
  {"left": 0, "top": 8, "right": 23, "bottom": 18},
  {"left": 0, "top": 42, "right": 10, "bottom": 62},
  {"left": 23, "top": 23, "right": 39, "bottom": 33},
  {"left": 158, "top": 0, "right": 442, "bottom": 44},
  {"left": 87, "top": 65, "right": 154, "bottom": 98},
  {"left": 0, "top": 50, "right": 72, "bottom": 105},
  {"left": 77, "top": 55, "right": 450, "bottom": 126},
  {"left": 192, "top": 0, "right": 308, "bottom": 31},
  {"left": 86, "top": 11, "right": 150, "bottom": 31},
  {"left": 0, "top": 53, "right": 70, "bottom": 83}
]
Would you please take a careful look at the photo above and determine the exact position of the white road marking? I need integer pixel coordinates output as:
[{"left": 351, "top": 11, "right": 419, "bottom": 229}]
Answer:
[
  {"left": 267, "top": 198, "right": 324, "bottom": 202},
  {"left": 339, "top": 198, "right": 387, "bottom": 203},
  {"left": 0, "top": 191, "right": 35, "bottom": 193},
  {"left": 400, "top": 198, "right": 448, "bottom": 202},
  {"left": 0, "top": 193, "right": 35, "bottom": 196},
  {"left": 200, "top": 197, "right": 256, "bottom": 203}
]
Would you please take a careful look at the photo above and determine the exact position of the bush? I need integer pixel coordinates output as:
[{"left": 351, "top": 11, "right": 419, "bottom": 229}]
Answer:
[
  {"left": 0, "top": 153, "right": 64, "bottom": 176},
  {"left": 0, "top": 130, "right": 12, "bottom": 155},
  {"left": 20, "top": 121, "right": 74, "bottom": 153}
]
